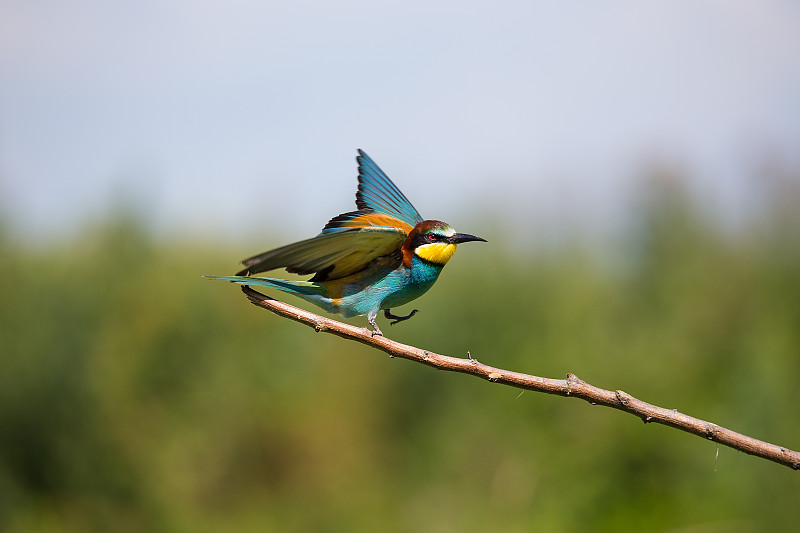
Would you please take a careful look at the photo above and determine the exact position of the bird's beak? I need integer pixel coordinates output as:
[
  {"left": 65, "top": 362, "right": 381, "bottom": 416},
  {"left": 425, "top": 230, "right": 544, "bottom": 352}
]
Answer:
[{"left": 449, "top": 233, "right": 487, "bottom": 244}]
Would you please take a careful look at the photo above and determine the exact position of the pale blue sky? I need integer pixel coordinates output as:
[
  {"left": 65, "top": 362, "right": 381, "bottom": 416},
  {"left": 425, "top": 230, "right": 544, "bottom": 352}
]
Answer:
[{"left": 1, "top": 0, "right": 799, "bottom": 243}]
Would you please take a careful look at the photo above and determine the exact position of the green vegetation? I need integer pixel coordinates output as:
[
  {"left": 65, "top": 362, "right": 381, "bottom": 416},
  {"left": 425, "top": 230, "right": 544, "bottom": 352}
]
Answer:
[{"left": 1, "top": 178, "right": 799, "bottom": 532}]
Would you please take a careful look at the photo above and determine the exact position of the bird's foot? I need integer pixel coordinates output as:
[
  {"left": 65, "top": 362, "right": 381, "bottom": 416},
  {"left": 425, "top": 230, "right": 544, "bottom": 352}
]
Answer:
[
  {"left": 384, "top": 308, "right": 419, "bottom": 326},
  {"left": 368, "top": 315, "right": 384, "bottom": 337}
]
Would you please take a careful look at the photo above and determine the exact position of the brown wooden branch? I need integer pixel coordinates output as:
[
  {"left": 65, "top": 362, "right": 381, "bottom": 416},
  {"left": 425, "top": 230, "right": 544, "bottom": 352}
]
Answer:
[{"left": 239, "top": 285, "right": 800, "bottom": 471}]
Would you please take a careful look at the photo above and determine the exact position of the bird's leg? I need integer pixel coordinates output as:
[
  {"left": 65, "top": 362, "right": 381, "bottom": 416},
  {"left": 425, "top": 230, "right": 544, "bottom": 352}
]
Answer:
[
  {"left": 368, "top": 314, "right": 383, "bottom": 336},
  {"left": 384, "top": 308, "right": 419, "bottom": 326}
]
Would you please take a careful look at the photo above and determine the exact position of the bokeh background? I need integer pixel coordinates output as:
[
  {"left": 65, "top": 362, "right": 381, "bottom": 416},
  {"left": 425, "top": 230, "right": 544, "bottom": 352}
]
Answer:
[{"left": 2, "top": 1, "right": 799, "bottom": 531}]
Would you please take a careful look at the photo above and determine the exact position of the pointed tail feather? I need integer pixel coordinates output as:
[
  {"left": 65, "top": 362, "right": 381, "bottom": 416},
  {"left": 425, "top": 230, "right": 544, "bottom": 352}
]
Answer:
[{"left": 205, "top": 276, "right": 327, "bottom": 297}]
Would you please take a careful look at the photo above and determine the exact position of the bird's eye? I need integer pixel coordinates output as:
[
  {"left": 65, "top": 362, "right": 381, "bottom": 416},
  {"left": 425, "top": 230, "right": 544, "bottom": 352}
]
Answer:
[{"left": 427, "top": 234, "right": 437, "bottom": 242}]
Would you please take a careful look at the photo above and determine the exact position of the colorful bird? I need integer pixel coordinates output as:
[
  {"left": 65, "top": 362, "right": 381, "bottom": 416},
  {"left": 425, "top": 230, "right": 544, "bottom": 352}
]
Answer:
[{"left": 208, "top": 149, "right": 486, "bottom": 335}]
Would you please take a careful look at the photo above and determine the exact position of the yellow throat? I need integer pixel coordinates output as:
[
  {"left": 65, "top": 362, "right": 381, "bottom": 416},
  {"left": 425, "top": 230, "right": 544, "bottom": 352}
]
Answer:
[{"left": 414, "top": 243, "right": 457, "bottom": 265}]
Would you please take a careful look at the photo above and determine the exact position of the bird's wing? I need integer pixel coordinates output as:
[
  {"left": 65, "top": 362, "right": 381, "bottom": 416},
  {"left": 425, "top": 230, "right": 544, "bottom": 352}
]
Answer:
[
  {"left": 239, "top": 150, "right": 420, "bottom": 280},
  {"left": 355, "top": 149, "right": 424, "bottom": 227},
  {"left": 238, "top": 225, "right": 408, "bottom": 280}
]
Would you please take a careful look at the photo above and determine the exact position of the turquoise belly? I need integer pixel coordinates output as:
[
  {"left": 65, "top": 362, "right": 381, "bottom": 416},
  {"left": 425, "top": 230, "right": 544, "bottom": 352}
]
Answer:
[{"left": 330, "top": 256, "right": 444, "bottom": 318}]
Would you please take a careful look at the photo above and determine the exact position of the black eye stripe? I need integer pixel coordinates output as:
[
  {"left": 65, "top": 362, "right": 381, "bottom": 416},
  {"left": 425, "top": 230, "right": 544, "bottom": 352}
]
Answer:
[
  {"left": 413, "top": 230, "right": 455, "bottom": 247},
  {"left": 414, "top": 233, "right": 436, "bottom": 247}
]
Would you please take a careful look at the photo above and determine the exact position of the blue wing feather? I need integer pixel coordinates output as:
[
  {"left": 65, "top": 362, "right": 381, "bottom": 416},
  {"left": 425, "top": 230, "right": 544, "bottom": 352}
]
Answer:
[
  {"left": 356, "top": 149, "right": 423, "bottom": 227},
  {"left": 234, "top": 150, "right": 423, "bottom": 282}
]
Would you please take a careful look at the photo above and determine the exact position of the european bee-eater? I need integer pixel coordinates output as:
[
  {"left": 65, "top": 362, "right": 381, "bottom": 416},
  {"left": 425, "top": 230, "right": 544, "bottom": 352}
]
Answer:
[{"left": 208, "top": 149, "right": 486, "bottom": 335}]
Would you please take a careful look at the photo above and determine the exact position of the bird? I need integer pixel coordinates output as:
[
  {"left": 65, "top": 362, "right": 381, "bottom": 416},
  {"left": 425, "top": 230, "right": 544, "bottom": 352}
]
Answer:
[{"left": 208, "top": 149, "right": 486, "bottom": 336}]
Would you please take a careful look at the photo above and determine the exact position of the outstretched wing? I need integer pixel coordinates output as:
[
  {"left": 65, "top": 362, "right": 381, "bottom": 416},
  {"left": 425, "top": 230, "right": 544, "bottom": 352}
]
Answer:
[
  {"left": 238, "top": 150, "right": 421, "bottom": 281},
  {"left": 355, "top": 149, "right": 423, "bottom": 227},
  {"left": 237, "top": 225, "right": 408, "bottom": 281}
]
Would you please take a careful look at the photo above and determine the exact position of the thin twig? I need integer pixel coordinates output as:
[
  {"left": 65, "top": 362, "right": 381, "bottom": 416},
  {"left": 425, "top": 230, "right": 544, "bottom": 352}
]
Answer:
[{"left": 239, "top": 286, "right": 800, "bottom": 471}]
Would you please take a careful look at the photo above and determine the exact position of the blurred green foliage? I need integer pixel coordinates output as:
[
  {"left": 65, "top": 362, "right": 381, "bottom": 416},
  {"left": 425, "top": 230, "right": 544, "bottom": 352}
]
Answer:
[{"left": 1, "top": 177, "right": 799, "bottom": 532}]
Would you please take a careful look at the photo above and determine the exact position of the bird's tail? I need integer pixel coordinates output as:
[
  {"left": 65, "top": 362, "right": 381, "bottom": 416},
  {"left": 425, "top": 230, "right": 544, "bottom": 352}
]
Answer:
[{"left": 206, "top": 275, "right": 328, "bottom": 297}]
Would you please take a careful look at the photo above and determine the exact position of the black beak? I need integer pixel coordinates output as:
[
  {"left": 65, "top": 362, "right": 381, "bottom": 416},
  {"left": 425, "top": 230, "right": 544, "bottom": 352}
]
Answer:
[{"left": 449, "top": 233, "right": 487, "bottom": 244}]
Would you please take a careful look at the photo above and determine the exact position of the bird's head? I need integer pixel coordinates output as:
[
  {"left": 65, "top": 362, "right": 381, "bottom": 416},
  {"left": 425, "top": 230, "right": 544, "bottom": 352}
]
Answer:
[{"left": 405, "top": 220, "right": 486, "bottom": 266}]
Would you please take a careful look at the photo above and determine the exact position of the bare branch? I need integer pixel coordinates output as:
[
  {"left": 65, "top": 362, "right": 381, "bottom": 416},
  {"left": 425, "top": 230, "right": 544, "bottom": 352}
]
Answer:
[{"left": 240, "top": 286, "right": 800, "bottom": 471}]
